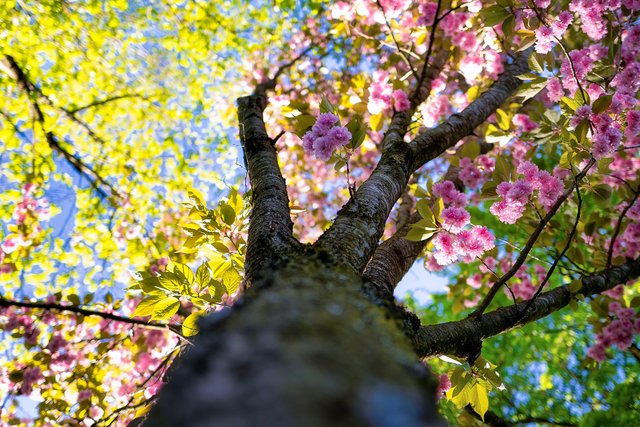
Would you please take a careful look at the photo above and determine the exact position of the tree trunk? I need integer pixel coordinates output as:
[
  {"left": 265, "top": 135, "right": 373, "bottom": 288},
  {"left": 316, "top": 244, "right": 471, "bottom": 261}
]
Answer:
[{"left": 144, "top": 250, "right": 443, "bottom": 427}]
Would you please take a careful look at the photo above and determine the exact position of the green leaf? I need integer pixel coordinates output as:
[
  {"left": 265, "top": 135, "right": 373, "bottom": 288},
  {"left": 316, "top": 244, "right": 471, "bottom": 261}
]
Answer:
[
  {"left": 346, "top": 115, "right": 366, "bottom": 149},
  {"left": 592, "top": 94, "right": 612, "bottom": 114},
  {"left": 196, "top": 263, "right": 211, "bottom": 287},
  {"left": 133, "top": 294, "right": 164, "bottom": 317},
  {"left": 67, "top": 294, "right": 81, "bottom": 306},
  {"left": 468, "top": 381, "right": 489, "bottom": 421},
  {"left": 494, "top": 156, "right": 511, "bottom": 182},
  {"left": 219, "top": 203, "right": 235, "bottom": 225},
  {"left": 433, "top": 198, "right": 445, "bottom": 221},
  {"left": 222, "top": 266, "right": 242, "bottom": 294},
  {"left": 460, "top": 141, "right": 481, "bottom": 159},
  {"left": 592, "top": 184, "right": 612, "bottom": 202},
  {"left": 495, "top": 109, "right": 510, "bottom": 131},
  {"left": 416, "top": 199, "right": 435, "bottom": 222},
  {"left": 528, "top": 53, "right": 544, "bottom": 73},
  {"left": 158, "top": 271, "right": 182, "bottom": 291},
  {"left": 370, "top": 112, "right": 383, "bottom": 132},
  {"left": 152, "top": 297, "right": 181, "bottom": 321},
  {"left": 182, "top": 311, "right": 201, "bottom": 337},
  {"left": 405, "top": 226, "right": 437, "bottom": 242},
  {"left": 480, "top": 5, "right": 510, "bottom": 27},
  {"left": 173, "top": 262, "right": 195, "bottom": 285},
  {"left": 515, "top": 78, "right": 548, "bottom": 102},
  {"left": 320, "top": 96, "right": 335, "bottom": 114},
  {"left": 569, "top": 279, "right": 583, "bottom": 293}
]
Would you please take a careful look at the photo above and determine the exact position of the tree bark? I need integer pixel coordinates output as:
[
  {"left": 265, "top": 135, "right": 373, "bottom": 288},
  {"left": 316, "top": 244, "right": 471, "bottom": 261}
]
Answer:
[{"left": 145, "top": 251, "right": 444, "bottom": 427}]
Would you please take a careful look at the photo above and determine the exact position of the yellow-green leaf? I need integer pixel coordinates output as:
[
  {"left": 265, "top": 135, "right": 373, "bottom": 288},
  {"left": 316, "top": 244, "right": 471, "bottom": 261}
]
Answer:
[
  {"left": 182, "top": 311, "right": 201, "bottom": 337},
  {"left": 152, "top": 297, "right": 180, "bottom": 321}
]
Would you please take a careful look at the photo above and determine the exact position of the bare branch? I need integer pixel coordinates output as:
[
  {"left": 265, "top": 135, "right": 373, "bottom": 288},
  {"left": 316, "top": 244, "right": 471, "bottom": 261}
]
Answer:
[
  {"left": 412, "top": 257, "right": 640, "bottom": 359},
  {"left": 0, "top": 296, "right": 185, "bottom": 338},
  {"left": 471, "top": 158, "right": 595, "bottom": 317},
  {"left": 68, "top": 93, "right": 149, "bottom": 114},
  {"left": 2, "top": 54, "right": 121, "bottom": 203}
]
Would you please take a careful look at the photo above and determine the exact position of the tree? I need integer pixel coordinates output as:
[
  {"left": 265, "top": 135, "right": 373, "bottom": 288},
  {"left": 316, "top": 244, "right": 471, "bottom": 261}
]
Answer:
[{"left": 1, "top": 0, "right": 639, "bottom": 426}]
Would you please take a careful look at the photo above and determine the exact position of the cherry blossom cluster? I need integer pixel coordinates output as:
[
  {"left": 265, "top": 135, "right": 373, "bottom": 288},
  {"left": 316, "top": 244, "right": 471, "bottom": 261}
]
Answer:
[
  {"left": 0, "top": 296, "right": 179, "bottom": 425},
  {"left": 367, "top": 70, "right": 410, "bottom": 114},
  {"left": 436, "top": 373, "right": 451, "bottom": 400},
  {"left": 490, "top": 161, "right": 564, "bottom": 224},
  {"left": 587, "top": 301, "right": 640, "bottom": 362},
  {"left": 1, "top": 183, "right": 51, "bottom": 274},
  {"left": 534, "top": 11, "right": 573, "bottom": 54},
  {"left": 511, "top": 264, "right": 548, "bottom": 301},
  {"left": 302, "top": 112, "right": 352, "bottom": 161},
  {"left": 430, "top": 181, "right": 495, "bottom": 266},
  {"left": 458, "top": 155, "right": 495, "bottom": 188}
]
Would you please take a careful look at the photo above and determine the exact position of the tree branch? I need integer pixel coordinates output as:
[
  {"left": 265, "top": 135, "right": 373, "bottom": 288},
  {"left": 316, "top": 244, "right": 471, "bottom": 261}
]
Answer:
[
  {"left": 412, "top": 257, "right": 640, "bottom": 359},
  {"left": 238, "top": 50, "right": 312, "bottom": 283},
  {"left": 0, "top": 296, "right": 184, "bottom": 338},
  {"left": 2, "top": 54, "right": 121, "bottom": 203},
  {"left": 471, "top": 158, "right": 595, "bottom": 317},
  {"left": 314, "top": 52, "right": 448, "bottom": 273},
  {"left": 68, "top": 93, "right": 148, "bottom": 114},
  {"left": 362, "top": 142, "right": 493, "bottom": 303},
  {"left": 410, "top": 48, "right": 531, "bottom": 169}
]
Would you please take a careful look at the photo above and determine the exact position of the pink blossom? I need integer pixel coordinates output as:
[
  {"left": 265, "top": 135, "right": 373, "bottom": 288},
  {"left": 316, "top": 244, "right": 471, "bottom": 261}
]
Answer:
[
  {"left": 417, "top": 2, "right": 438, "bottom": 27},
  {"left": 570, "top": 105, "right": 592, "bottom": 128},
  {"left": 536, "top": 171, "right": 564, "bottom": 209},
  {"left": 392, "top": 89, "right": 410, "bottom": 112},
  {"left": 327, "top": 126, "right": 352, "bottom": 147},
  {"left": 436, "top": 373, "right": 451, "bottom": 399},
  {"left": 458, "top": 158, "right": 482, "bottom": 188},
  {"left": 513, "top": 114, "right": 538, "bottom": 132},
  {"left": 467, "top": 273, "right": 483, "bottom": 289},
  {"left": 546, "top": 78, "right": 564, "bottom": 102},
  {"left": 78, "top": 389, "right": 92, "bottom": 401},
  {"left": 432, "top": 180, "right": 467, "bottom": 207},
  {"left": 552, "top": 11, "right": 573, "bottom": 37},
  {"left": 313, "top": 112, "right": 339, "bottom": 134},
  {"left": 441, "top": 207, "right": 470, "bottom": 234},
  {"left": 490, "top": 199, "right": 526, "bottom": 224},
  {"left": 432, "top": 232, "right": 460, "bottom": 265},
  {"left": 535, "top": 25, "right": 555, "bottom": 54}
]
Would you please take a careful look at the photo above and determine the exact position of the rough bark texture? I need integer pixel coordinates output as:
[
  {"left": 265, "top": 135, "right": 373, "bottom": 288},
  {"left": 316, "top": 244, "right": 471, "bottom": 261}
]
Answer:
[
  {"left": 413, "top": 258, "right": 640, "bottom": 359},
  {"left": 238, "top": 94, "right": 298, "bottom": 283},
  {"left": 145, "top": 252, "right": 445, "bottom": 427}
]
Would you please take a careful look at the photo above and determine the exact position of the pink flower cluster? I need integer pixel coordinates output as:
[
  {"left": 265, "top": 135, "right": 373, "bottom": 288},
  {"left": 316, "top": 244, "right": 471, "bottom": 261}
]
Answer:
[
  {"left": 417, "top": 1, "right": 438, "bottom": 27},
  {"left": 587, "top": 301, "right": 640, "bottom": 362},
  {"left": 490, "top": 161, "right": 564, "bottom": 224},
  {"left": 436, "top": 373, "right": 451, "bottom": 399},
  {"left": 590, "top": 112, "right": 623, "bottom": 159},
  {"left": 302, "top": 112, "right": 352, "bottom": 161},
  {"left": 367, "top": 71, "right": 410, "bottom": 114},
  {"left": 430, "top": 181, "right": 495, "bottom": 266},
  {"left": 1, "top": 183, "right": 51, "bottom": 273},
  {"left": 510, "top": 264, "right": 548, "bottom": 300},
  {"left": 458, "top": 155, "right": 495, "bottom": 188},
  {"left": 534, "top": 12, "right": 573, "bottom": 54}
]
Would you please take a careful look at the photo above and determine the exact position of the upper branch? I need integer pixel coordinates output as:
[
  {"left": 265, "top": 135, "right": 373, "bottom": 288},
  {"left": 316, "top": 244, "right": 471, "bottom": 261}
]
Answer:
[
  {"left": 238, "top": 51, "right": 312, "bottom": 283},
  {"left": 314, "top": 53, "right": 448, "bottom": 273},
  {"left": 412, "top": 257, "right": 640, "bottom": 359},
  {"left": 410, "top": 49, "right": 531, "bottom": 169}
]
